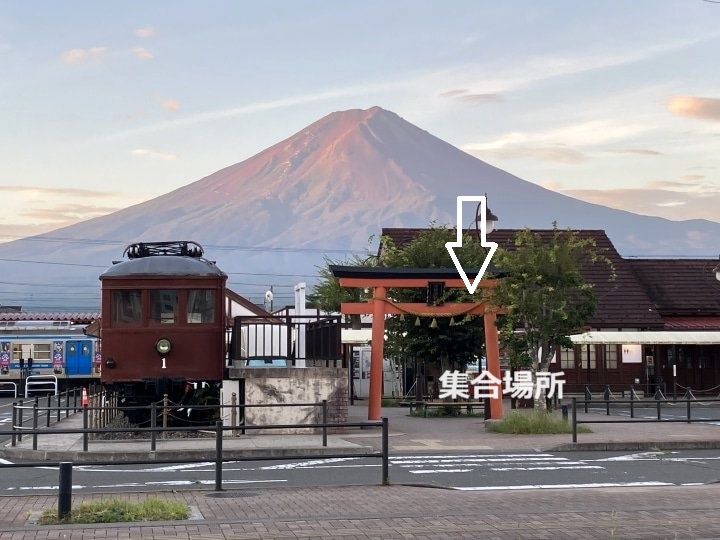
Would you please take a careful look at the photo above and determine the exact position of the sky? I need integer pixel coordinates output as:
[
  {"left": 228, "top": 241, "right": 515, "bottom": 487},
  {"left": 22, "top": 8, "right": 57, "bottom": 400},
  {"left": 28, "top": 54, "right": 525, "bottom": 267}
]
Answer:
[{"left": 1, "top": 0, "right": 719, "bottom": 245}]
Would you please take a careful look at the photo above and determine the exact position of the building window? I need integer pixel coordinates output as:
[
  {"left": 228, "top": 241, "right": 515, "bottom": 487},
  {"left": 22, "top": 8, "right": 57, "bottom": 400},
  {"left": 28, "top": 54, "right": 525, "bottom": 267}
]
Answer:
[
  {"left": 187, "top": 290, "right": 215, "bottom": 323},
  {"left": 605, "top": 345, "right": 618, "bottom": 369},
  {"left": 560, "top": 348, "right": 575, "bottom": 370},
  {"left": 580, "top": 346, "right": 596, "bottom": 369},
  {"left": 150, "top": 289, "right": 179, "bottom": 324},
  {"left": 112, "top": 290, "right": 142, "bottom": 325}
]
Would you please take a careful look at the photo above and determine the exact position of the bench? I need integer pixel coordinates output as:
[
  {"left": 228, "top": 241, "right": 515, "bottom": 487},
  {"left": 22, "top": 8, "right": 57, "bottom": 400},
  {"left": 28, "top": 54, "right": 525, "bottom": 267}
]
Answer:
[{"left": 410, "top": 401, "right": 479, "bottom": 417}]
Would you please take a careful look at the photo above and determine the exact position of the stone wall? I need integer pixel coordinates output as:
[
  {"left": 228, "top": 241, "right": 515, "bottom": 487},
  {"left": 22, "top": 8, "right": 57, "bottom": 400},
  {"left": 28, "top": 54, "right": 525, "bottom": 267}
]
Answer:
[{"left": 222, "top": 367, "right": 348, "bottom": 434}]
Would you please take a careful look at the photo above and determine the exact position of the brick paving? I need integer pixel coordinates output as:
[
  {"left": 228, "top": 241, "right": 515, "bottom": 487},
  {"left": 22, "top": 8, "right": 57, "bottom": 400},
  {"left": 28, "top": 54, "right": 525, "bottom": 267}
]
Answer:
[
  {"left": 4, "top": 401, "right": 720, "bottom": 537},
  {"left": 1, "top": 484, "right": 720, "bottom": 538}
]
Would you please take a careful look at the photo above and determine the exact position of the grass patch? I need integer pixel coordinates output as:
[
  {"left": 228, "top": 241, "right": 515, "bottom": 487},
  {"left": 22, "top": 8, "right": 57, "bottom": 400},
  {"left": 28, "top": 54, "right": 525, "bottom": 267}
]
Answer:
[
  {"left": 486, "top": 410, "right": 592, "bottom": 434},
  {"left": 409, "top": 404, "right": 483, "bottom": 418},
  {"left": 381, "top": 398, "right": 402, "bottom": 407},
  {"left": 38, "top": 496, "right": 189, "bottom": 525}
]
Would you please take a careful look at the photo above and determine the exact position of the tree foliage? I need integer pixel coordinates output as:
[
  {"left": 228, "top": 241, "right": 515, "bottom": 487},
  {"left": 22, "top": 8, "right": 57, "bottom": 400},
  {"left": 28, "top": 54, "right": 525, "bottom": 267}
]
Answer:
[
  {"left": 378, "top": 225, "right": 493, "bottom": 371},
  {"left": 490, "top": 226, "right": 614, "bottom": 408},
  {"left": 310, "top": 224, "right": 498, "bottom": 371},
  {"left": 308, "top": 253, "right": 374, "bottom": 329}
]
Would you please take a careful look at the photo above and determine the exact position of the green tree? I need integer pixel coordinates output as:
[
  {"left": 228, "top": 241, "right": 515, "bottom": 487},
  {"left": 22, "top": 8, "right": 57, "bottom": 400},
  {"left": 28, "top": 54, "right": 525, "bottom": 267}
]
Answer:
[
  {"left": 308, "top": 254, "right": 375, "bottom": 329},
  {"left": 490, "top": 226, "right": 613, "bottom": 410},
  {"left": 378, "top": 225, "right": 492, "bottom": 374}
]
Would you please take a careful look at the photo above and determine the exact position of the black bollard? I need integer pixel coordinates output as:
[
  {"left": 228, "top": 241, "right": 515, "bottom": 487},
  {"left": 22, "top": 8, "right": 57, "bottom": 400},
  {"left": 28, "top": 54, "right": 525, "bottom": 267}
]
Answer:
[
  {"left": 561, "top": 404, "right": 568, "bottom": 421},
  {"left": 215, "top": 420, "right": 223, "bottom": 491},
  {"left": 58, "top": 462, "right": 72, "bottom": 521}
]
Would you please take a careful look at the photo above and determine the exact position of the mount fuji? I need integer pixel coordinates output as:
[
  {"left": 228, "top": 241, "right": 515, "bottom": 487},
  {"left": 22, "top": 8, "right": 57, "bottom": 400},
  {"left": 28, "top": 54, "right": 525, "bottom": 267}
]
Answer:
[{"left": 1, "top": 106, "right": 718, "bottom": 310}]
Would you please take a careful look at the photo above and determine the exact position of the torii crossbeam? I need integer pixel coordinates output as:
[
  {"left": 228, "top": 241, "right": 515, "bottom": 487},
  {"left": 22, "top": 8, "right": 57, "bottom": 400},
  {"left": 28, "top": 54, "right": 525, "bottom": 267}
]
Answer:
[{"left": 330, "top": 266, "right": 505, "bottom": 421}]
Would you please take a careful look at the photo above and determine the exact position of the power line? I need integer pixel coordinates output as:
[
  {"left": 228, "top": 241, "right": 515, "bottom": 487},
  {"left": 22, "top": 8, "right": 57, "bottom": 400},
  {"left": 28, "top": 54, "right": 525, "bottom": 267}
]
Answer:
[{"left": 0, "top": 234, "right": 368, "bottom": 255}]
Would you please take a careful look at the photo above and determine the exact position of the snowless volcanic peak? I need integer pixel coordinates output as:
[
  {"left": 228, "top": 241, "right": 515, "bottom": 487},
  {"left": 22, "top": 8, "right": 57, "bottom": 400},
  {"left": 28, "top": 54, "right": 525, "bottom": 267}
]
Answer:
[{"left": 155, "top": 106, "right": 445, "bottom": 248}]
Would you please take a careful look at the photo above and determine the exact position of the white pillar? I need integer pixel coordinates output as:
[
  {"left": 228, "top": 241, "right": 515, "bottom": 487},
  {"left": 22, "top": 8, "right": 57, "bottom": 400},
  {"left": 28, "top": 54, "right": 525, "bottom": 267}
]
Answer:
[{"left": 294, "top": 283, "right": 307, "bottom": 367}]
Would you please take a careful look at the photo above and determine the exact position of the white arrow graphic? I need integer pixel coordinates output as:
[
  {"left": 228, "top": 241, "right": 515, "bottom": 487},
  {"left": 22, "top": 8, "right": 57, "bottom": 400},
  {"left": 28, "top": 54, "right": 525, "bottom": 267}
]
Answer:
[{"left": 445, "top": 195, "right": 498, "bottom": 294}]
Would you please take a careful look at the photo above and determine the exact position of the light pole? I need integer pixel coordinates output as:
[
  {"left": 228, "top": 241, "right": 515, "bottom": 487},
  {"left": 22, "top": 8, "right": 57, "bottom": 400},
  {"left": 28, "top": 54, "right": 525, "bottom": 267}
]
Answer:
[
  {"left": 264, "top": 287, "right": 273, "bottom": 312},
  {"left": 473, "top": 195, "right": 498, "bottom": 239}
]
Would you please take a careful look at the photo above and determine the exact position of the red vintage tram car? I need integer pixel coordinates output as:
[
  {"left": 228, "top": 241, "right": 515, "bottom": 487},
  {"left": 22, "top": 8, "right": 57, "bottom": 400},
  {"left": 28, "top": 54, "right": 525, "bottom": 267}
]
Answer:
[{"left": 99, "top": 241, "right": 227, "bottom": 406}]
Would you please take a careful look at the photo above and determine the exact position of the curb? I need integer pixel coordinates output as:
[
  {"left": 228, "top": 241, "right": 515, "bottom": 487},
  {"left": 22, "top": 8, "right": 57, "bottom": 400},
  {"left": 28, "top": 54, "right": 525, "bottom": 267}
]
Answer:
[
  {"left": 0, "top": 445, "right": 376, "bottom": 463},
  {"left": 546, "top": 440, "right": 720, "bottom": 452}
]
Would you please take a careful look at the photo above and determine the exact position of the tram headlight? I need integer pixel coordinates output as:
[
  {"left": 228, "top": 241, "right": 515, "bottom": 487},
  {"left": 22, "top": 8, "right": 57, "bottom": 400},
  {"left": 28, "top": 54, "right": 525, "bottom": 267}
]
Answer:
[{"left": 155, "top": 338, "right": 172, "bottom": 355}]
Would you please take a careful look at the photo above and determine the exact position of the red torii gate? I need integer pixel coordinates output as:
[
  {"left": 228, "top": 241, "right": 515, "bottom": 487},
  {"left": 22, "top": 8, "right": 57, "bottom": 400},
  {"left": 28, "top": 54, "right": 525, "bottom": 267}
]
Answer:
[{"left": 331, "top": 266, "right": 504, "bottom": 421}]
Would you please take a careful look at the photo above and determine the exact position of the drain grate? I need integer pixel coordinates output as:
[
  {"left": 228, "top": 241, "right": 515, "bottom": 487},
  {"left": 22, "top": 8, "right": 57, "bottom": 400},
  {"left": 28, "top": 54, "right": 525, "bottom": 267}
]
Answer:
[{"left": 206, "top": 490, "right": 258, "bottom": 498}]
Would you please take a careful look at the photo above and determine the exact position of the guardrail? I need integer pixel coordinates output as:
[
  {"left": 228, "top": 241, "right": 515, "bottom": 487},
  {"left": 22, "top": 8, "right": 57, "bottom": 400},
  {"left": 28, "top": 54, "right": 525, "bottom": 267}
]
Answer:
[
  {"left": 24, "top": 375, "right": 58, "bottom": 397},
  {"left": 0, "top": 417, "right": 389, "bottom": 521},
  {"left": 569, "top": 396, "right": 720, "bottom": 443},
  {"left": 0, "top": 382, "right": 17, "bottom": 398},
  {"left": 9, "top": 399, "right": 337, "bottom": 450}
]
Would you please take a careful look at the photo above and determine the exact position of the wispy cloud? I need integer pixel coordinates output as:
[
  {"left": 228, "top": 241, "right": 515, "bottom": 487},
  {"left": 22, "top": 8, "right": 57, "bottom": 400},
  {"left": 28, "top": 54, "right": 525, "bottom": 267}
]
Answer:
[
  {"left": 464, "top": 120, "right": 650, "bottom": 156},
  {"left": 132, "top": 46, "right": 154, "bottom": 60},
  {"left": 607, "top": 148, "right": 663, "bottom": 156},
  {"left": 131, "top": 148, "right": 178, "bottom": 160},
  {"left": 560, "top": 180, "right": 720, "bottom": 222},
  {"left": 160, "top": 98, "right": 180, "bottom": 112},
  {"left": 667, "top": 96, "right": 720, "bottom": 121},
  {"left": 61, "top": 47, "right": 107, "bottom": 65},
  {"left": 0, "top": 185, "right": 120, "bottom": 198},
  {"left": 441, "top": 89, "right": 502, "bottom": 103},
  {"left": 21, "top": 203, "right": 122, "bottom": 222},
  {"left": 473, "top": 144, "right": 587, "bottom": 164},
  {"left": 100, "top": 83, "right": 404, "bottom": 141},
  {"left": 135, "top": 26, "right": 155, "bottom": 38}
]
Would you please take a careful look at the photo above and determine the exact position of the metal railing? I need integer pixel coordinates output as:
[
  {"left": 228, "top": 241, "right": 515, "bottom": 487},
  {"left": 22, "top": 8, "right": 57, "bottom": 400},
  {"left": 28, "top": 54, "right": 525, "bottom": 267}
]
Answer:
[
  {"left": 9, "top": 398, "right": 337, "bottom": 451},
  {"left": 569, "top": 396, "right": 720, "bottom": 443},
  {"left": 0, "top": 417, "right": 389, "bottom": 521}
]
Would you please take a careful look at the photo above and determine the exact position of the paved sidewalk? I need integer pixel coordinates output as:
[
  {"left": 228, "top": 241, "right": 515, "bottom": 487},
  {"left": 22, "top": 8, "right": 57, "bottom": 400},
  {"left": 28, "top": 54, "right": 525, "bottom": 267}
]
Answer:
[
  {"left": 5, "top": 400, "right": 720, "bottom": 462},
  {"left": 347, "top": 401, "right": 720, "bottom": 453},
  {"left": 2, "top": 483, "right": 720, "bottom": 538}
]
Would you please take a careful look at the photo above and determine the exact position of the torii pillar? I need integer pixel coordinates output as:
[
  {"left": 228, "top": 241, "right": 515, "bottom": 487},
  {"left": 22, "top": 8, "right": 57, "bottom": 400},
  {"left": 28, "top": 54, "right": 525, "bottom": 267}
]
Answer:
[{"left": 331, "top": 266, "right": 504, "bottom": 421}]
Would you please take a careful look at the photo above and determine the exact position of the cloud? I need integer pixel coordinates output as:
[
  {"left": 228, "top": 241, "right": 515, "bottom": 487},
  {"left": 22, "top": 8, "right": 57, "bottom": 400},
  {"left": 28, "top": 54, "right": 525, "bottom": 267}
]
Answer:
[
  {"left": 667, "top": 96, "right": 720, "bottom": 121},
  {"left": 560, "top": 182, "right": 720, "bottom": 222},
  {"left": 21, "top": 204, "right": 122, "bottom": 223},
  {"left": 464, "top": 120, "right": 650, "bottom": 160},
  {"left": 440, "top": 89, "right": 469, "bottom": 98},
  {"left": 0, "top": 185, "right": 119, "bottom": 198},
  {"left": 131, "top": 148, "right": 177, "bottom": 161},
  {"left": 99, "top": 83, "right": 407, "bottom": 141},
  {"left": 135, "top": 26, "right": 155, "bottom": 38},
  {"left": 160, "top": 99, "right": 180, "bottom": 112},
  {"left": 441, "top": 89, "right": 502, "bottom": 103},
  {"left": 132, "top": 46, "right": 154, "bottom": 60},
  {"left": 61, "top": 47, "right": 107, "bottom": 65},
  {"left": 472, "top": 144, "right": 587, "bottom": 164},
  {"left": 607, "top": 148, "right": 663, "bottom": 156}
]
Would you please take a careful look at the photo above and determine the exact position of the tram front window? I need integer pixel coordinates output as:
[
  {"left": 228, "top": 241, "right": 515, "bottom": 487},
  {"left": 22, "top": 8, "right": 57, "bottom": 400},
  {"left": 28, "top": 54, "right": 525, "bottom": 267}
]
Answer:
[
  {"left": 187, "top": 289, "right": 215, "bottom": 323},
  {"left": 150, "top": 289, "right": 179, "bottom": 324},
  {"left": 112, "top": 290, "right": 142, "bottom": 325}
]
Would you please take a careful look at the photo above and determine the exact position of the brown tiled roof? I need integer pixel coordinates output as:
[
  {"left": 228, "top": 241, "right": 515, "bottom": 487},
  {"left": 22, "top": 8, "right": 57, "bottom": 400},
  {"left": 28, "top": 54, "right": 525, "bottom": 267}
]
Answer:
[
  {"left": 628, "top": 259, "right": 720, "bottom": 317},
  {"left": 664, "top": 317, "right": 720, "bottom": 330},
  {"left": 0, "top": 312, "right": 99, "bottom": 324},
  {"left": 380, "top": 227, "right": 664, "bottom": 330}
]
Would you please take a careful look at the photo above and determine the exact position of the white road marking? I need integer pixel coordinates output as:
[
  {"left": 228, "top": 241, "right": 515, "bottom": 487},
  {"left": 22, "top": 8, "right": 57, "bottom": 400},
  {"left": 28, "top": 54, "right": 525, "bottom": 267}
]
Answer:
[
  {"left": 261, "top": 457, "right": 357, "bottom": 470},
  {"left": 5, "top": 479, "right": 286, "bottom": 491},
  {"left": 455, "top": 481, "right": 673, "bottom": 491},
  {"left": 490, "top": 466, "right": 604, "bottom": 471},
  {"left": 411, "top": 469, "right": 472, "bottom": 474}
]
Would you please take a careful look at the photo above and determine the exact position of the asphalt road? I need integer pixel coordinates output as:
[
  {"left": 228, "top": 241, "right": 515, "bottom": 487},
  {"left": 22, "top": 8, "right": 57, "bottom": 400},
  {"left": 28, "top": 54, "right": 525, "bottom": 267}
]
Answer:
[{"left": 2, "top": 449, "right": 720, "bottom": 494}]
